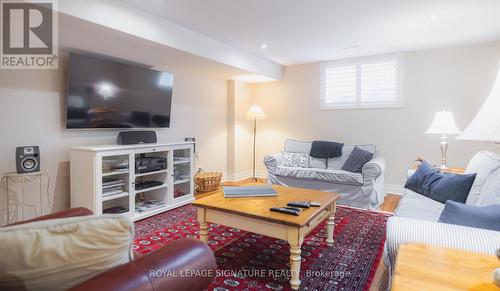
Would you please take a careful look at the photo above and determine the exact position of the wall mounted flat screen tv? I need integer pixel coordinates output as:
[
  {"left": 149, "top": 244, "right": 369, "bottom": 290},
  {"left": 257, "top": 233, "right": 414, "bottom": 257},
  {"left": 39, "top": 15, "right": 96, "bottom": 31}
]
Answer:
[{"left": 66, "top": 53, "right": 173, "bottom": 129}]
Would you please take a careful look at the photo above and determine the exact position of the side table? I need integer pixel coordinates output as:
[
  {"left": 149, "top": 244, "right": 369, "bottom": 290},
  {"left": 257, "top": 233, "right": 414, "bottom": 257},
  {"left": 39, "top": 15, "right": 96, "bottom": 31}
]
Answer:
[
  {"left": 393, "top": 243, "right": 500, "bottom": 290},
  {"left": 2, "top": 171, "right": 51, "bottom": 224}
]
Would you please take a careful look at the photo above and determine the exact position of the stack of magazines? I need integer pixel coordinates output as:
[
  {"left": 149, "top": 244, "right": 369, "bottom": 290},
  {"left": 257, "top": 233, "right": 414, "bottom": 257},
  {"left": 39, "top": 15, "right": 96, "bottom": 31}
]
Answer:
[
  {"left": 135, "top": 200, "right": 166, "bottom": 213},
  {"left": 102, "top": 178, "right": 126, "bottom": 197},
  {"left": 223, "top": 185, "right": 277, "bottom": 198}
]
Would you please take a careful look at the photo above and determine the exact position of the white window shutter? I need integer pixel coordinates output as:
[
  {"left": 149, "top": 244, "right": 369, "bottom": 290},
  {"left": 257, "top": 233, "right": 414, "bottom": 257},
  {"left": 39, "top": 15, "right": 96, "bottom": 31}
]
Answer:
[
  {"left": 360, "top": 61, "right": 397, "bottom": 103},
  {"left": 324, "top": 65, "right": 357, "bottom": 105},
  {"left": 320, "top": 55, "right": 402, "bottom": 109}
]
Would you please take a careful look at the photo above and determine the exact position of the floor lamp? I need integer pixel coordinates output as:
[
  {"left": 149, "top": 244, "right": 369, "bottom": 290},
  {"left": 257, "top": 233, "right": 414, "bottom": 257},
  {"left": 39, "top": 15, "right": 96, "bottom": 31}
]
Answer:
[{"left": 245, "top": 105, "right": 266, "bottom": 182}]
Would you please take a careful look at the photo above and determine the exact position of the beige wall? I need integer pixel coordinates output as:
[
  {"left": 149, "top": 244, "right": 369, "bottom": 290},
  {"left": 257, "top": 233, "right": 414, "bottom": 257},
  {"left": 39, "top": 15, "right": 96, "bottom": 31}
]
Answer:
[
  {"left": 2, "top": 41, "right": 500, "bottom": 223},
  {"left": 251, "top": 41, "right": 500, "bottom": 188},
  {"left": 0, "top": 54, "right": 229, "bottom": 223}
]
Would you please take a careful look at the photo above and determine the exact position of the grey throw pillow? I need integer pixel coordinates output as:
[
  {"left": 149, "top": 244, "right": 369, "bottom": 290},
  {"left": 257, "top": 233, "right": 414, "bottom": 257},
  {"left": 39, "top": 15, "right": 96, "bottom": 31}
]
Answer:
[
  {"left": 438, "top": 200, "right": 500, "bottom": 231},
  {"left": 341, "top": 146, "right": 374, "bottom": 173},
  {"left": 282, "top": 152, "right": 310, "bottom": 168}
]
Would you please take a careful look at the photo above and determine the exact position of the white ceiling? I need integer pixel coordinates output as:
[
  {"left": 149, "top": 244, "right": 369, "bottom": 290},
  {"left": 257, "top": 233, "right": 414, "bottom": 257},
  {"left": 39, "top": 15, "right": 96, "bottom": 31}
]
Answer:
[
  {"left": 59, "top": 14, "right": 249, "bottom": 80},
  {"left": 123, "top": 0, "right": 500, "bottom": 65},
  {"left": 59, "top": 0, "right": 282, "bottom": 80}
]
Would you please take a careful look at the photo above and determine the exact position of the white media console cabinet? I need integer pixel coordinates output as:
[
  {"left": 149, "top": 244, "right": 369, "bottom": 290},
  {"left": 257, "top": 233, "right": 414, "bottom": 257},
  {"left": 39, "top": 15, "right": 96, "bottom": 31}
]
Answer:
[{"left": 70, "top": 142, "right": 194, "bottom": 221}]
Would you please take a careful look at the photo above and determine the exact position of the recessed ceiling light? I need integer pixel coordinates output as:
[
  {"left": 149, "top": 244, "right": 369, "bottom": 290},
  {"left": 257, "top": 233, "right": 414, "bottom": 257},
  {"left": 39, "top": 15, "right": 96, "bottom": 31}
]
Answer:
[
  {"left": 339, "top": 45, "right": 359, "bottom": 50},
  {"left": 260, "top": 43, "right": 267, "bottom": 50}
]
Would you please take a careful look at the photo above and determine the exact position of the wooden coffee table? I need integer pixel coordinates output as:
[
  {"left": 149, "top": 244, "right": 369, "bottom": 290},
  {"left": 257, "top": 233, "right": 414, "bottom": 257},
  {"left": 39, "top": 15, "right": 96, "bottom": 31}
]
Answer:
[{"left": 193, "top": 185, "right": 340, "bottom": 290}]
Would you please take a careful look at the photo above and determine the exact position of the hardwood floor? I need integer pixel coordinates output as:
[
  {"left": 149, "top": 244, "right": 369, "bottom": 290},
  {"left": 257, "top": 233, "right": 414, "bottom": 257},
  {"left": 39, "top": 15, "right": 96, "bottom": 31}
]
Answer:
[
  {"left": 195, "top": 178, "right": 400, "bottom": 290},
  {"left": 380, "top": 193, "right": 401, "bottom": 213}
]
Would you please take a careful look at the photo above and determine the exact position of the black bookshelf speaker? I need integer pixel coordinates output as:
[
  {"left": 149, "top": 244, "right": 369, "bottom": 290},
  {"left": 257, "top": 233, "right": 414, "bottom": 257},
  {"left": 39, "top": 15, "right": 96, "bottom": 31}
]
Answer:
[
  {"left": 117, "top": 131, "right": 157, "bottom": 145},
  {"left": 16, "top": 146, "right": 40, "bottom": 174}
]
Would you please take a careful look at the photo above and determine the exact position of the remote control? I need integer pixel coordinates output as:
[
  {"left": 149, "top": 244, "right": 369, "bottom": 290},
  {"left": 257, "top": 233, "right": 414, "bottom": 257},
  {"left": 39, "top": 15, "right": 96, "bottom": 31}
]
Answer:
[
  {"left": 287, "top": 201, "right": 310, "bottom": 208},
  {"left": 284, "top": 206, "right": 303, "bottom": 213},
  {"left": 309, "top": 202, "right": 321, "bottom": 207},
  {"left": 270, "top": 207, "right": 301, "bottom": 216}
]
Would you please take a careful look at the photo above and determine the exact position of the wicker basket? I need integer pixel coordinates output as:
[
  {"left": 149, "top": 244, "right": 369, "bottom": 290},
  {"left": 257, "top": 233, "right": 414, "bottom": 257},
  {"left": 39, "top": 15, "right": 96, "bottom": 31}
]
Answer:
[{"left": 195, "top": 168, "right": 222, "bottom": 192}]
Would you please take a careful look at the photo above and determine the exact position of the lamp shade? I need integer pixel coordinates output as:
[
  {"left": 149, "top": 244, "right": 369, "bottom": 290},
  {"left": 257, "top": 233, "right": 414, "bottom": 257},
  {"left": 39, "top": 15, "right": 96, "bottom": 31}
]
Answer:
[
  {"left": 425, "top": 111, "right": 461, "bottom": 135},
  {"left": 456, "top": 65, "right": 500, "bottom": 143},
  {"left": 245, "top": 105, "right": 266, "bottom": 119}
]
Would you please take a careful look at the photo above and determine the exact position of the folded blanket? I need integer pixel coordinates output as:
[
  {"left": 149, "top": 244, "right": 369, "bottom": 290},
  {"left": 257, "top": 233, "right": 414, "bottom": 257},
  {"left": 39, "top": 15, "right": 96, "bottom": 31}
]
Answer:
[{"left": 310, "top": 141, "right": 343, "bottom": 159}]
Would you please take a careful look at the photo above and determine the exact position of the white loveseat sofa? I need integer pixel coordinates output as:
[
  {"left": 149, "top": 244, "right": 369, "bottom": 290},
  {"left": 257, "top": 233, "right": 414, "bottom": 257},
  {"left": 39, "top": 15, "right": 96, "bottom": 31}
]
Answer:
[
  {"left": 384, "top": 151, "right": 500, "bottom": 282},
  {"left": 264, "top": 139, "right": 386, "bottom": 209}
]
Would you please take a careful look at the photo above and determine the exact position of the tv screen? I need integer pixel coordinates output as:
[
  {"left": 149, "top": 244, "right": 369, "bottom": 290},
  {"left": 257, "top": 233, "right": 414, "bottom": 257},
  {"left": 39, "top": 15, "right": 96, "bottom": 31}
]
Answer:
[{"left": 66, "top": 53, "right": 173, "bottom": 129}]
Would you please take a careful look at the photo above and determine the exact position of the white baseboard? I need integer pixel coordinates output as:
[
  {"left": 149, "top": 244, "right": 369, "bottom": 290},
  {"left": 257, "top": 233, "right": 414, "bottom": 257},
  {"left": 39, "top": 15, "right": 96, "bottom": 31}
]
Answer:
[
  {"left": 385, "top": 184, "right": 404, "bottom": 195},
  {"left": 223, "top": 170, "right": 267, "bottom": 182}
]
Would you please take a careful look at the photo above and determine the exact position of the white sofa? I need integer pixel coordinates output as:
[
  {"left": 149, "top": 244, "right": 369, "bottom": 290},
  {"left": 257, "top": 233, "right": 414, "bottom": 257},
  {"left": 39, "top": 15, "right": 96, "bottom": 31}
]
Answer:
[
  {"left": 384, "top": 151, "right": 500, "bottom": 281},
  {"left": 264, "top": 139, "right": 386, "bottom": 209}
]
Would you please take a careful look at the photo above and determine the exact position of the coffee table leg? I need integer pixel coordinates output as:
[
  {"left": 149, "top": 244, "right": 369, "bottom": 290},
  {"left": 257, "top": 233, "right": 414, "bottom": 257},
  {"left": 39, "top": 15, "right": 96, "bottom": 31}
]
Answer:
[
  {"left": 199, "top": 222, "right": 209, "bottom": 243},
  {"left": 197, "top": 208, "right": 209, "bottom": 243},
  {"left": 326, "top": 202, "right": 336, "bottom": 247},
  {"left": 289, "top": 243, "right": 302, "bottom": 290},
  {"left": 288, "top": 227, "right": 303, "bottom": 290}
]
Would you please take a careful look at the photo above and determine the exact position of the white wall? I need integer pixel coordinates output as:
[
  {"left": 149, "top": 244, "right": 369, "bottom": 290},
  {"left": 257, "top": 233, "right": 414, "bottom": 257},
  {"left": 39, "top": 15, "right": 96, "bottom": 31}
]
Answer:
[
  {"left": 0, "top": 54, "right": 229, "bottom": 223},
  {"left": 251, "top": 41, "right": 500, "bottom": 189}
]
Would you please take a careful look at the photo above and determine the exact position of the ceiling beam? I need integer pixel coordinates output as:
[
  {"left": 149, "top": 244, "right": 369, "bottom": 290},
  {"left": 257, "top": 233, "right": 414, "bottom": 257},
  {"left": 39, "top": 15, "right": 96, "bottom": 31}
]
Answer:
[{"left": 58, "top": 0, "right": 282, "bottom": 80}]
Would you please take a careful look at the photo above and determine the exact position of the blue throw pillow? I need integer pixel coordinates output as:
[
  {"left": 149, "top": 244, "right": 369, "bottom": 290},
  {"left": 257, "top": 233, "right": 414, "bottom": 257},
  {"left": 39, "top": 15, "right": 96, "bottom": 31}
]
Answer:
[
  {"left": 341, "top": 146, "right": 374, "bottom": 173},
  {"left": 404, "top": 160, "right": 476, "bottom": 203},
  {"left": 438, "top": 201, "right": 500, "bottom": 231}
]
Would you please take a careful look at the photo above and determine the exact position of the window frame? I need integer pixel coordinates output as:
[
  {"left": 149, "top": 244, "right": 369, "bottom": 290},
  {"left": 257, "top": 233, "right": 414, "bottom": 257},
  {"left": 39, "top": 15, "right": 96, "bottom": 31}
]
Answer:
[{"left": 319, "top": 54, "right": 404, "bottom": 110}]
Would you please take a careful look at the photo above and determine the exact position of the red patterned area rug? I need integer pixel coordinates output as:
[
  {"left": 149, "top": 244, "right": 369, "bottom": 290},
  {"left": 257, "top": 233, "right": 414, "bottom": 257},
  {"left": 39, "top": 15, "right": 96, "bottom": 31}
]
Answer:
[{"left": 134, "top": 205, "right": 390, "bottom": 291}]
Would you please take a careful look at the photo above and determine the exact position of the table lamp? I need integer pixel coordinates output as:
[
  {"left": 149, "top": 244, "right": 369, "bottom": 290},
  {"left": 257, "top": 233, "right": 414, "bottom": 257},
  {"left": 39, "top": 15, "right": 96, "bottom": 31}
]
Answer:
[
  {"left": 425, "top": 111, "right": 461, "bottom": 169},
  {"left": 455, "top": 62, "right": 500, "bottom": 287},
  {"left": 245, "top": 105, "right": 266, "bottom": 182},
  {"left": 456, "top": 64, "right": 500, "bottom": 143}
]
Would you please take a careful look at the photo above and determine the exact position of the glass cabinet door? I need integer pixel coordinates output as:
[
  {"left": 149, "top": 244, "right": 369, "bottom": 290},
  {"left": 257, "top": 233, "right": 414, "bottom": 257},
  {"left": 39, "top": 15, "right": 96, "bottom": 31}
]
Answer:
[
  {"left": 99, "top": 152, "right": 133, "bottom": 217},
  {"left": 172, "top": 146, "right": 193, "bottom": 201}
]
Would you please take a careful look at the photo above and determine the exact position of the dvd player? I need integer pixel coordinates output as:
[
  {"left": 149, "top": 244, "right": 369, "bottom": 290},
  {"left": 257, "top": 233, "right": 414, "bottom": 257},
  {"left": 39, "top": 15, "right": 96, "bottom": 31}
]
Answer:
[
  {"left": 135, "top": 180, "right": 163, "bottom": 190},
  {"left": 135, "top": 157, "right": 167, "bottom": 174}
]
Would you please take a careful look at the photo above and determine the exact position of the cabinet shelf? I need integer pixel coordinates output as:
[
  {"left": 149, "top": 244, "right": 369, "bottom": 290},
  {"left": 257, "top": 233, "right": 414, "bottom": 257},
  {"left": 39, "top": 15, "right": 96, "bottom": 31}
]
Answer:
[
  {"left": 135, "top": 184, "right": 168, "bottom": 194},
  {"left": 132, "top": 205, "right": 168, "bottom": 221},
  {"left": 174, "top": 179, "right": 190, "bottom": 185},
  {"left": 102, "top": 170, "right": 129, "bottom": 177},
  {"left": 173, "top": 159, "right": 190, "bottom": 165},
  {"left": 135, "top": 169, "right": 169, "bottom": 177},
  {"left": 102, "top": 192, "right": 129, "bottom": 202}
]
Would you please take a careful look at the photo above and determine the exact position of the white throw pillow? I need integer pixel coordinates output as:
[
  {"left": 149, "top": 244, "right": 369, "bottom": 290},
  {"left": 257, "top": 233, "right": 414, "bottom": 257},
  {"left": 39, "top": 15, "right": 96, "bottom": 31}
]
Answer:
[
  {"left": 465, "top": 151, "right": 500, "bottom": 205},
  {"left": 282, "top": 152, "right": 310, "bottom": 168},
  {"left": 477, "top": 168, "right": 500, "bottom": 206},
  {"left": 0, "top": 214, "right": 134, "bottom": 291},
  {"left": 283, "top": 139, "right": 311, "bottom": 154}
]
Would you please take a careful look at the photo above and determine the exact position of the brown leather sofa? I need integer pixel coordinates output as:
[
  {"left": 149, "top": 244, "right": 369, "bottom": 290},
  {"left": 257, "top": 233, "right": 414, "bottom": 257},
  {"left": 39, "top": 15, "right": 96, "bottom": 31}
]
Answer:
[{"left": 6, "top": 208, "right": 217, "bottom": 291}]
